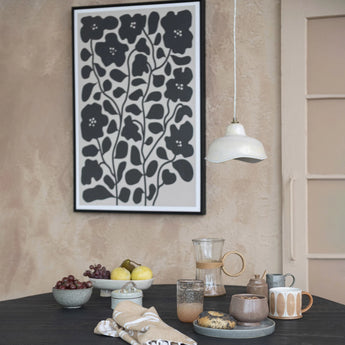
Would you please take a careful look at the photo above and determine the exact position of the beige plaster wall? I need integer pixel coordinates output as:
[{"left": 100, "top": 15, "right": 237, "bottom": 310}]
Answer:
[{"left": 0, "top": 0, "right": 281, "bottom": 300}]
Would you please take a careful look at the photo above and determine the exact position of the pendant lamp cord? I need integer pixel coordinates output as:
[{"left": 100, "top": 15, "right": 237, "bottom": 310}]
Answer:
[{"left": 233, "top": 0, "right": 238, "bottom": 123}]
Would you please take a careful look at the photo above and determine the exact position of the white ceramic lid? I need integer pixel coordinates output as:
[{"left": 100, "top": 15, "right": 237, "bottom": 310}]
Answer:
[{"left": 111, "top": 282, "right": 143, "bottom": 299}]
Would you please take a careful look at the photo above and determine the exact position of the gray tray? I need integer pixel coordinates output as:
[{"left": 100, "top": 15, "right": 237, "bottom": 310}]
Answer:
[{"left": 193, "top": 318, "right": 275, "bottom": 339}]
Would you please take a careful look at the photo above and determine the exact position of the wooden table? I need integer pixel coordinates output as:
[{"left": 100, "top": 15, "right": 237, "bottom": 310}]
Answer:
[{"left": 0, "top": 285, "right": 344, "bottom": 344}]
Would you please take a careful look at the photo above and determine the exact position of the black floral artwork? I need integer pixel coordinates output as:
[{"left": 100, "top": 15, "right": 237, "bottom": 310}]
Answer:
[
  {"left": 161, "top": 10, "right": 193, "bottom": 54},
  {"left": 81, "top": 103, "right": 108, "bottom": 141},
  {"left": 95, "top": 33, "right": 129, "bottom": 67},
  {"left": 73, "top": 1, "right": 204, "bottom": 213}
]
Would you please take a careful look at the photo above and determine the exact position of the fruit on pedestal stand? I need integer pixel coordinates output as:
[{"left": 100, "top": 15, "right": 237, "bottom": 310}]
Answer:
[
  {"left": 111, "top": 267, "right": 131, "bottom": 280},
  {"left": 83, "top": 261, "right": 152, "bottom": 281},
  {"left": 131, "top": 266, "right": 153, "bottom": 280},
  {"left": 83, "top": 264, "right": 110, "bottom": 279}
]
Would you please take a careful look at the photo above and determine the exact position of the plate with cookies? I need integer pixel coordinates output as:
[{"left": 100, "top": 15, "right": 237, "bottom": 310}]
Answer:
[{"left": 193, "top": 311, "right": 275, "bottom": 339}]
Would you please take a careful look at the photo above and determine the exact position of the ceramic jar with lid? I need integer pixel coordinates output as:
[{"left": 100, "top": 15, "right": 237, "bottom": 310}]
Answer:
[
  {"left": 111, "top": 282, "right": 143, "bottom": 309},
  {"left": 246, "top": 274, "right": 268, "bottom": 299}
]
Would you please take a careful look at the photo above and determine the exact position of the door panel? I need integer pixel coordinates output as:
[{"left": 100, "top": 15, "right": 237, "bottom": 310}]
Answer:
[
  {"left": 307, "top": 16, "right": 345, "bottom": 94},
  {"left": 308, "top": 180, "right": 345, "bottom": 254},
  {"left": 309, "top": 260, "right": 345, "bottom": 304},
  {"left": 308, "top": 99, "right": 345, "bottom": 174}
]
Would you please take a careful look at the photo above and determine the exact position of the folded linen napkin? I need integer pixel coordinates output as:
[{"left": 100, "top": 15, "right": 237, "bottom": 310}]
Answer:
[{"left": 94, "top": 300, "right": 197, "bottom": 345}]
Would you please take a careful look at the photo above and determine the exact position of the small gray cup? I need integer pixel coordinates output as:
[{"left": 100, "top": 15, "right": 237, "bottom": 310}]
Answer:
[{"left": 266, "top": 273, "right": 295, "bottom": 291}]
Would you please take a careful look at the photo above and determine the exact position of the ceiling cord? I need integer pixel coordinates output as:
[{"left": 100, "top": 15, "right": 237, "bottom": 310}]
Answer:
[{"left": 233, "top": 0, "right": 237, "bottom": 123}]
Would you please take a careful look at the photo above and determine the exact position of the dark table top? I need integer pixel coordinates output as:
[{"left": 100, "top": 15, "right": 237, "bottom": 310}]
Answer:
[{"left": 0, "top": 285, "right": 344, "bottom": 345}]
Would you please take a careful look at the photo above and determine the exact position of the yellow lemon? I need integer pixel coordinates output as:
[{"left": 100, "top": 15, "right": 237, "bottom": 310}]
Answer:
[
  {"left": 131, "top": 266, "right": 153, "bottom": 280},
  {"left": 110, "top": 267, "right": 131, "bottom": 280}
]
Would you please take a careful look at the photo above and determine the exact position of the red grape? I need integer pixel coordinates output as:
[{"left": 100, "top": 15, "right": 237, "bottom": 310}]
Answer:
[
  {"left": 83, "top": 264, "right": 110, "bottom": 279},
  {"left": 53, "top": 275, "right": 92, "bottom": 290}
]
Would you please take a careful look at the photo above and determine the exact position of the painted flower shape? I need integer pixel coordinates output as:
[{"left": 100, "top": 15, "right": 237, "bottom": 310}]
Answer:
[
  {"left": 165, "top": 121, "right": 194, "bottom": 157},
  {"left": 132, "top": 54, "right": 149, "bottom": 76},
  {"left": 81, "top": 103, "right": 108, "bottom": 142},
  {"left": 164, "top": 67, "right": 193, "bottom": 102},
  {"left": 95, "top": 33, "right": 129, "bottom": 67},
  {"left": 119, "top": 14, "right": 146, "bottom": 44},
  {"left": 80, "top": 16, "right": 118, "bottom": 43},
  {"left": 81, "top": 159, "right": 103, "bottom": 185},
  {"left": 122, "top": 116, "right": 141, "bottom": 142},
  {"left": 161, "top": 10, "right": 193, "bottom": 54}
]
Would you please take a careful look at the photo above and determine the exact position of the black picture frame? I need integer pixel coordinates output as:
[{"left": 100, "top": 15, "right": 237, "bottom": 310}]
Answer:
[{"left": 72, "top": 0, "right": 205, "bottom": 214}]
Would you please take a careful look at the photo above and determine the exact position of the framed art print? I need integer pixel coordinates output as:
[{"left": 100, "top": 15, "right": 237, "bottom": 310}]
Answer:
[{"left": 72, "top": 0, "right": 205, "bottom": 213}]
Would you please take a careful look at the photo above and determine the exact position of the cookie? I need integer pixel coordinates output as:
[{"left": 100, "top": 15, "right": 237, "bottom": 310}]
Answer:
[{"left": 197, "top": 311, "right": 237, "bottom": 329}]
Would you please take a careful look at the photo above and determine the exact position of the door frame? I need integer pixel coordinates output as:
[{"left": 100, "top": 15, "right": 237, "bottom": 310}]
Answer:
[{"left": 281, "top": 0, "right": 345, "bottom": 290}]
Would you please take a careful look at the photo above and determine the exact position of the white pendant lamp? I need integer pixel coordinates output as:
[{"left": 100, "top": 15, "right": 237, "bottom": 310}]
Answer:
[{"left": 206, "top": 0, "right": 267, "bottom": 163}]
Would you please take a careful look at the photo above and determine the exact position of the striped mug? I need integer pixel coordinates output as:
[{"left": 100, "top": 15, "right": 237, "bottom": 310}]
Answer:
[{"left": 269, "top": 287, "right": 313, "bottom": 320}]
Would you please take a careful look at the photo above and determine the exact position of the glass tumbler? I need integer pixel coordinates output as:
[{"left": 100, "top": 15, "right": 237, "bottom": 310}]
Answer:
[{"left": 176, "top": 279, "right": 204, "bottom": 322}]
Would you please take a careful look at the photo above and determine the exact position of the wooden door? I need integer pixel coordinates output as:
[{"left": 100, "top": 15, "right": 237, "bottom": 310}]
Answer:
[{"left": 281, "top": 0, "right": 345, "bottom": 304}]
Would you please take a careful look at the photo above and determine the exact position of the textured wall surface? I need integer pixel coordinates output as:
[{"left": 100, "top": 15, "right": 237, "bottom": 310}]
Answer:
[{"left": 0, "top": 0, "right": 281, "bottom": 300}]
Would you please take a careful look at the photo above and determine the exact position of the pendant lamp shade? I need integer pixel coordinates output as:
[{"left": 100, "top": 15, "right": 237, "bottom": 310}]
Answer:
[
  {"left": 206, "top": 0, "right": 267, "bottom": 164},
  {"left": 206, "top": 122, "right": 267, "bottom": 163}
]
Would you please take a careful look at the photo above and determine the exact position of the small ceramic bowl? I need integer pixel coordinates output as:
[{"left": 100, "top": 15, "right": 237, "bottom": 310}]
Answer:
[
  {"left": 229, "top": 294, "right": 268, "bottom": 326},
  {"left": 52, "top": 287, "right": 93, "bottom": 308}
]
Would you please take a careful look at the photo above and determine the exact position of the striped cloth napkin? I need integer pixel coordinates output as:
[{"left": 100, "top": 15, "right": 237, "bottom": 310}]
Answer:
[{"left": 94, "top": 300, "right": 197, "bottom": 345}]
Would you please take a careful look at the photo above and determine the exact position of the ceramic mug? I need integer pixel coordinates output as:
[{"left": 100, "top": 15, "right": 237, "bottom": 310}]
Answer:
[
  {"left": 269, "top": 287, "right": 313, "bottom": 320},
  {"left": 266, "top": 273, "right": 295, "bottom": 290}
]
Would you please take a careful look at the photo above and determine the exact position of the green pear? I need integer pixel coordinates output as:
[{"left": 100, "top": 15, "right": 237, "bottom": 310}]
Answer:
[{"left": 120, "top": 259, "right": 141, "bottom": 273}]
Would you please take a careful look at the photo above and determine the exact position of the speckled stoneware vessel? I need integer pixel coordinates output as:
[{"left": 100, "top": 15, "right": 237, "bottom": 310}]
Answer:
[
  {"left": 230, "top": 294, "right": 268, "bottom": 326},
  {"left": 52, "top": 287, "right": 93, "bottom": 308}
]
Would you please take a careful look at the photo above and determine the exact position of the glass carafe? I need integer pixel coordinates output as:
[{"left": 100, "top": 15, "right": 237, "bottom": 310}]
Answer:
[{"left": 192, "top": 238, "right": 246, "bottom": 296}]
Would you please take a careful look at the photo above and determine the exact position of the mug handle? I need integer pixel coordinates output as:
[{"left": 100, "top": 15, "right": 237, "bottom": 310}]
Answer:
[
  {"left": 284, "top": 273, "right": 295, "bottom": 287},
  {"left": 221, "top": 251, "right": 246, "bottom": 277},
  {"left": 301, "top": 291, "right": 313, "bottom": 313}
]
